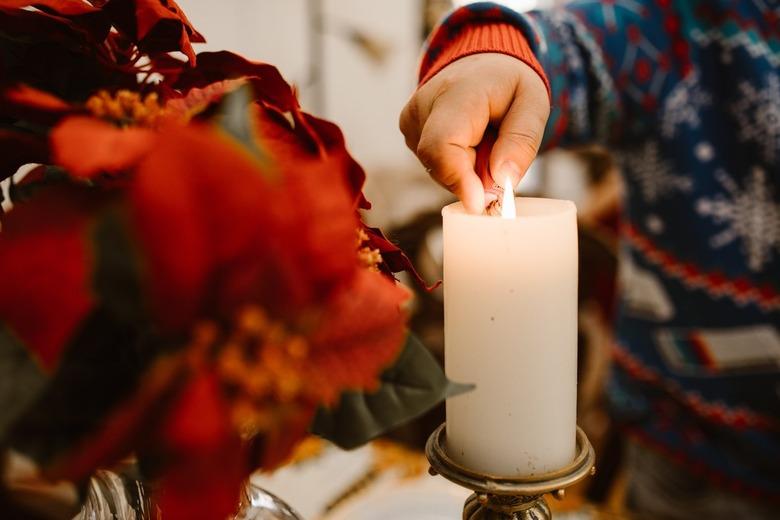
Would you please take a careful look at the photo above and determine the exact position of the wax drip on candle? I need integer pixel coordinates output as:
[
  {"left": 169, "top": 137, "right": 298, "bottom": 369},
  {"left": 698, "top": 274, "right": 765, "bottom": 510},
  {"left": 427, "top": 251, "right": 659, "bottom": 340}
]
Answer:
[{"left": 501, "top": 177, "right": 516, "bottom": 219}]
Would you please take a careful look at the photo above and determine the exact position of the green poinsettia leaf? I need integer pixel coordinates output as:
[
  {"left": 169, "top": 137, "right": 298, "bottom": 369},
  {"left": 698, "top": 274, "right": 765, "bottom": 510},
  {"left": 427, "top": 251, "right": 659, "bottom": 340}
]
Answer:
[
  {"left": 310, "top": 333, "right": 473, "bottom": 450},
  {"left": 0, "top": 325, "right": 47, "bottom": 442},
  {"left": 92, "top": 209, "right": 145, "bottom": 325},
  {"left": 215, "top": 83, "right": 268, "bottom": 164}
]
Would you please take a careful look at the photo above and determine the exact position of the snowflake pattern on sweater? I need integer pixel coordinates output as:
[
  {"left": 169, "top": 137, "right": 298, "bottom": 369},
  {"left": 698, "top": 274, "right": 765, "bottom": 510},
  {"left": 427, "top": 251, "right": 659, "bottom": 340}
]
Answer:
[
  {"left": 660, "top": 72, "right": 712, "bottom": 139},
  {"left": 732, "top": 72, "right": 780, "bottom": 163},
  {"left": 422, "top": 0, "right": 780, "bottom": 499},
  {"left": 621, "top": 141, "right": 693, "bottom": 203},
  {"left": 696, "top": 167, "right": 780, "bottom": 272}
]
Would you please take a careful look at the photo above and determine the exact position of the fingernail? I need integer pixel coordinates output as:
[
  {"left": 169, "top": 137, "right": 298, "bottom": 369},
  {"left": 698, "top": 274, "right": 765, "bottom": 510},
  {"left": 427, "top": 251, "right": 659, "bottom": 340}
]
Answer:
[{"left": 498, "top": 161, "right": 522, "bottom": 186}]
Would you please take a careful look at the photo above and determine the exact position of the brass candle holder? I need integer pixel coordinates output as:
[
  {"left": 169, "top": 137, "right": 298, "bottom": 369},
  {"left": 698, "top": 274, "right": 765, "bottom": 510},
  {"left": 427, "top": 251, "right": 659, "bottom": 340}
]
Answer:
[{"left": 426, "top": 424, "right": 595, "bottom": 519}]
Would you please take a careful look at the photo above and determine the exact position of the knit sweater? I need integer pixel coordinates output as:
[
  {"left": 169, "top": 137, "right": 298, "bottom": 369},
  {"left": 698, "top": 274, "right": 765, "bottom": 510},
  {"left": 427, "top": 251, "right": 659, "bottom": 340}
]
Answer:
[{"left": 421, "top": 0, "right": 780, "bottom": 500}]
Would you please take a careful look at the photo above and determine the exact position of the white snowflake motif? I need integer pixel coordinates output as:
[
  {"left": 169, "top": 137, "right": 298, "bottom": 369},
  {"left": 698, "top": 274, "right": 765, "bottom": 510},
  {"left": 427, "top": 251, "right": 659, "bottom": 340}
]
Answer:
[
  {"left": 622, "top": 141, "right": 693, "bottom": 203},
  {"left": 661, "top": 73, "right": 712, "bottom": 139},
  {"left": 696, "top": 167, "right": 780, "bottom": 271},
  {"left": 731, "top": 73, "right": 780, "bottom": 162},
  {"left": 694, "top": 141, "right": 715, "bottom": 163},
  {"left": 645, "top": 214, "right": 665, "bottom": 234}
]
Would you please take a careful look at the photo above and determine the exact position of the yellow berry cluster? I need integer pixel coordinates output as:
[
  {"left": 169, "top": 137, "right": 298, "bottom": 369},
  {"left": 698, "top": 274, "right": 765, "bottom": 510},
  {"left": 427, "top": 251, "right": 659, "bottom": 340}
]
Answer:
[
  {"left": 85, "top": 90, "right": 168, "bottom": 127},
  {"left": 214, "top": 306, "right": 316, "bottom": 439},
  {"left": 356, "top": 228, "right": 383, "bottom": 271}
]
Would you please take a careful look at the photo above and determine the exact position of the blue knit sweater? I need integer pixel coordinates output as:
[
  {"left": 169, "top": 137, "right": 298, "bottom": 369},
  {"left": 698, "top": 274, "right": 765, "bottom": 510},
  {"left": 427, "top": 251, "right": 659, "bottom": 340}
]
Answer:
[{"left": 423, "top": 0, "right": 780, "bottom": 499}]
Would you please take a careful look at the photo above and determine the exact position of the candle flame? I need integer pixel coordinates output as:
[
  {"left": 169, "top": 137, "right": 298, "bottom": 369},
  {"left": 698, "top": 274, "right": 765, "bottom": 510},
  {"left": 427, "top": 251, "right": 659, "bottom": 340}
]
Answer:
[{"left": 500, "top": 176, "right": 516, "bottom": 219}]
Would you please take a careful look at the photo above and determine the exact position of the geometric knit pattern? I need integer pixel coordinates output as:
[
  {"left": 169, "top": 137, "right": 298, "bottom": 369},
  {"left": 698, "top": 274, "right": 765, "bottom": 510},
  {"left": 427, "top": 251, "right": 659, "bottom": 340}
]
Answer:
[
  {"left": 422, "top": 0, "right": 780, "bottom": 499},
  {"left": 622, "top": 224, "right": 780, "bottom": 312}
]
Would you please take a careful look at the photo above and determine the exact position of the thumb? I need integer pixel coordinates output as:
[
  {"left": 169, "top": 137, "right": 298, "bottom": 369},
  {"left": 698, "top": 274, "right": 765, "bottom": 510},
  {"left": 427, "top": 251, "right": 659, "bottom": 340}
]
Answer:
[{"left": 488, "top": 86, "right": 549, "bottom": 189}]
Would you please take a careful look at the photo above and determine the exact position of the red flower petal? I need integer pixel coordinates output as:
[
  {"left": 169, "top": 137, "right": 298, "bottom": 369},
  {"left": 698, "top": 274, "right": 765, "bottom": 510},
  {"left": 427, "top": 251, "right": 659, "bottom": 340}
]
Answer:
[
  {"left": 1, "top": 84, "right": 76, "bottom": 125},
  {"left": 128, "top": 124, "right": 274, "bottom": 331},
  {"left": 104, "top": 0, "right": 204, "bottom": 64},
  {"left": 0, "top": 9, "right": 130, "bottom": 100},
  {"left": 160, "top": 370, "right": 233, "bottom": 455},
  {"left": 300, "top": 113, "right": 371, "bottom": 209},
  {"left": 157, "top": 370, "right": 246, "bottom": 520},
  {"left": 254, "top": 406, "right": 316, "bottom": 470},
  {"left": 50, "top": 116, "right": 155, "bottom": 178},
  {"left": 163, "top": 78, "right": 243, "bottom": 118},
  {"left": 308, "top": 269, "right": 409, "bottom": 404},
  {"left": 363, "top": 225, "right": 440, "bottom": 290},
  {"left": 129, "top": 118, "right": 359, "bottom": 331},
  {"left": 0, "top": 1, "right": 98, "bottom": 15},
  {"left": 0, "top": 185, "right": 99, "bottom": 369},
  {"left": 156, "top": 442, "right": 245, "bottom": 520},
  {"left": 168, "top": 52, "right": 298, "bottom": 112},
  {"left": 250, "top": 107, "right": 362, "bottom": 313}
]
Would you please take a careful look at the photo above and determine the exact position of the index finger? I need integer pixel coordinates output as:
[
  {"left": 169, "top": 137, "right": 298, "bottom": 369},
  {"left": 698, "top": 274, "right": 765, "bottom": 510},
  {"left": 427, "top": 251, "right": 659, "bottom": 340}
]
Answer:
[{"left": 415, "top": 89, "right": 489, "bottom": 213}]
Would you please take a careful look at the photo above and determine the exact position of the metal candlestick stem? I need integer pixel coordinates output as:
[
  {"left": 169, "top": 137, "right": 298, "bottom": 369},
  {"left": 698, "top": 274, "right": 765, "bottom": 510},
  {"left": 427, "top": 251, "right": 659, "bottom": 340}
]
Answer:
[{"left": 426, "top": 424, "right": 596, "bottom": 520}]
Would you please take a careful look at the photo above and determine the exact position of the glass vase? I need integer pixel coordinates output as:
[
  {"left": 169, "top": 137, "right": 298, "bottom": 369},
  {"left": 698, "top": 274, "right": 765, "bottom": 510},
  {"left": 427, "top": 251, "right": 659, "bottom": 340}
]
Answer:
[{"left": 73, "top": 470, "right": 302, "bottom": 520}]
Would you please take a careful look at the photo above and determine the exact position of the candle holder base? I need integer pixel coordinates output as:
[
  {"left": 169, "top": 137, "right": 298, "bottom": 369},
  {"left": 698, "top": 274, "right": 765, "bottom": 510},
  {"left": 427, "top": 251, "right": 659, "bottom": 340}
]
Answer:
[
  {"left": 426, "top": 424, "right": 595, "bottom": 520},
  {"left": 462, "top": 493, "right": 549, "bottom": 520}
]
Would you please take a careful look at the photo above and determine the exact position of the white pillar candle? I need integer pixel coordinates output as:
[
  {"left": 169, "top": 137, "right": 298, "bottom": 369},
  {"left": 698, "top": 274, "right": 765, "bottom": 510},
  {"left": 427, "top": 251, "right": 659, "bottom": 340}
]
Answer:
[{"left": 442, "top": 197, "right": 578, "bottom": 477}]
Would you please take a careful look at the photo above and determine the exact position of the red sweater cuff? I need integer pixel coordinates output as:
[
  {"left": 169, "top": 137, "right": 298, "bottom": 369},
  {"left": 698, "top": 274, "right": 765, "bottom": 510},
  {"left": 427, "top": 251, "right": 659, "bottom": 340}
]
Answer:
[{"left": 419, "top": 22, "right": 551, "bottom": 100}]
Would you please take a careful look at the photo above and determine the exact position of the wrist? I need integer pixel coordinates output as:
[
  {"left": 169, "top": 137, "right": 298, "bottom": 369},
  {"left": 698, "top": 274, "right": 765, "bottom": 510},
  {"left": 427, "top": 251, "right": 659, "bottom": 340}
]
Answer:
[{"left": 420, "top": 22, "right": 550, "bottom": 100}]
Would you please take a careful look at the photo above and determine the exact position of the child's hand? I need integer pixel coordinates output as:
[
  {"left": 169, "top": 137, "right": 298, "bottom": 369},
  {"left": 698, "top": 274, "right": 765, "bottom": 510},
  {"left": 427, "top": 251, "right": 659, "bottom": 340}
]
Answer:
[{"left": 399, "top": 53, "right": 550, "bottom": 214}]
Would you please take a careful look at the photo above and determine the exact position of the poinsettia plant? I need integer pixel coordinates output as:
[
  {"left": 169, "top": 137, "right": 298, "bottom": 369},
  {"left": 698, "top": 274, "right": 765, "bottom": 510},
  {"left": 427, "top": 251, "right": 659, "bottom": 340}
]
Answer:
[{"left": 0, "top": 1, "right": 458, "bottom": 518}]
